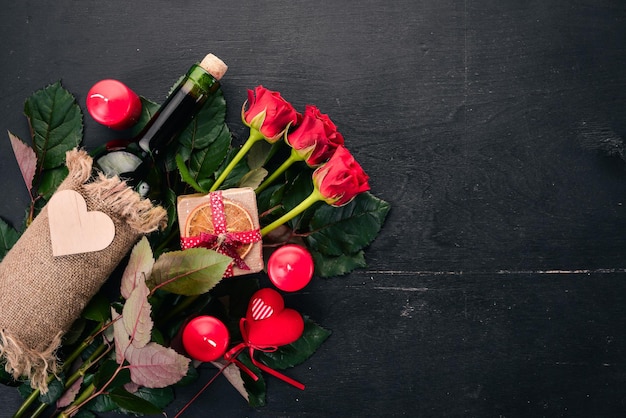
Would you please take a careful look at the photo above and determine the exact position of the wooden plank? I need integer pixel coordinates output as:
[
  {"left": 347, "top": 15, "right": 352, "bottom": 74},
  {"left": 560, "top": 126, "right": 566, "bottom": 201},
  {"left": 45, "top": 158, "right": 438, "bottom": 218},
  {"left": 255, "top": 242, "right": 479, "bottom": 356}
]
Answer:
[{"left": 1, "top": 0, "right": 626, "bottom": 416}]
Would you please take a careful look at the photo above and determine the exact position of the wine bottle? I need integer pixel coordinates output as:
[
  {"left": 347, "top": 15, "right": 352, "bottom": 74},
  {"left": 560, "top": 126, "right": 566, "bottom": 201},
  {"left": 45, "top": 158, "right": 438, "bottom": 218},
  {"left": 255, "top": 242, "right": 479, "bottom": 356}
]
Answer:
[{"left": 94, "top": 53, "right": 228, "bottom": 197}]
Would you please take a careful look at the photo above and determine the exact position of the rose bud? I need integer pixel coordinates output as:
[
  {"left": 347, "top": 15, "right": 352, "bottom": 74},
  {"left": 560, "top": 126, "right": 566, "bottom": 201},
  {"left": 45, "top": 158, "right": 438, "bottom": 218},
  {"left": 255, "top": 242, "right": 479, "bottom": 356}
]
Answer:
[
  {"left": 241, "top": 85, "right": 300, "bottom": 143},
  {"left": 286, "top": 105, "right": 344, "bottom": 167},
  {"left": 312, "top": 145, "right": 370, "bottom": 206}
]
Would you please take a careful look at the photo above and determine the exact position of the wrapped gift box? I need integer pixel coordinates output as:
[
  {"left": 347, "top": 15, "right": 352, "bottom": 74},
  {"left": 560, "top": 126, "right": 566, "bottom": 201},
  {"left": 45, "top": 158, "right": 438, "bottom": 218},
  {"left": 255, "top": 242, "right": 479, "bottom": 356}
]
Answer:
[{"left": 177, "top": 187, "right": 263, "bottom": 277}]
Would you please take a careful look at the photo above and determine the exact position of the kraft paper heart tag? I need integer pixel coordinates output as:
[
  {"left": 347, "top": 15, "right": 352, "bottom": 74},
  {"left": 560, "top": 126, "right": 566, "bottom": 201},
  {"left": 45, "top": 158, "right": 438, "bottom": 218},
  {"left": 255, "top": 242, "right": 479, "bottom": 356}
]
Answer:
[{"left": 48, "top": 189, "right": 116, "bottom": 256}]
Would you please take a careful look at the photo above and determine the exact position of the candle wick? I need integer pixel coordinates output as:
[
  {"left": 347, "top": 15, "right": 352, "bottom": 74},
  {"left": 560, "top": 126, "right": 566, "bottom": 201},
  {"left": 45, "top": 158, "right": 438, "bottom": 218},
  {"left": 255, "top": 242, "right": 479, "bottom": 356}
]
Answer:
[
  {"left": 90, "top": 93, "right": 109, "bottom": 102},
  {"left": 203, "top": 337, "right": 218, "bottom": 348}
]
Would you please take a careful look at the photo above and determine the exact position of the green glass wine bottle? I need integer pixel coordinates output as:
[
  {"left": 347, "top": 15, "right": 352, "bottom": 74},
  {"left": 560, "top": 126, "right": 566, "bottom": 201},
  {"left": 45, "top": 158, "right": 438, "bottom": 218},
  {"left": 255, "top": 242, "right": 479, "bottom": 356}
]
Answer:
[{"left": 94, "top": 53, "right": 228, "bottom": 197}]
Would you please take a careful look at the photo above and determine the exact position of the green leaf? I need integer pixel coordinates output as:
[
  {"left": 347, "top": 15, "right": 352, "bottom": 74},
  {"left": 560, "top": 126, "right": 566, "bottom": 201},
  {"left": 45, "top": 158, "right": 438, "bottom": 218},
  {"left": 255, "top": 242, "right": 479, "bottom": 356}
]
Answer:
[
  {"left": 0, "top": 359, "right": 18, "bottom": 386},
  {"left": 238, "top": 167, "right": 267, "bottom": 189},
  {"left": 37, "top": 165, "right": 68, "bottom": 200},
  {"left": 306, "top": 192, "right": 390, "bottom": 256},
  {"left": 247, "top": 140, "right": 273, "bottom": 170},
  {"left": 311, "top": 249, "right": 367, "bottom": 277},
  {"left": 189, "top": 125, "right": 231, "bottom": 191},
  {"left": 175, "top": 362, "right": 199, "bottom": 387},
  {"left": 17, "top": 382, "right": 33, "bottom": 399},
  {"left": 281, "top": 170, "right": 318, "bottom": 230},
  {"left": 256, "top": 183, "right": 286, "bottom": 217},
  {"left": 93, "top": 359, "right": 131, "bottom": 390},
  {"left": 283, "top": 170, "right": 314, "bottom": 213},
  {"left": 147, "top": 187, "right": 179, "bottom": 256},
  {"left": 132, "top": 386, "right": 175, "bottom": 409},
  {"left": 237, "top": 353, "right": 266, "bottom": 407},
  {"left": 162, "top": 186, "right": 179, "bottom": 232},
  {"left": 82, "top": 292, "right": 111, "bottom": 323},
  {"left": 257, "top": 318, "right": 331, "bottom": 370},
  {"left": 176, "top": 153, "right": 206, "bottom": 193},
  {"left": 0, "top": 217, "right": 20, "bottom": 261},
  {"left": 130, "top": 97, "right": 160, "bottom": 138},
  {"left": 217, "top": 147, "right": 255, "bottom": 190},
  {"left": 84, "top": 392, "right": 118, "bottom": 413},
  {"left": 74, "top": 410, "right": 96, "bottom": 418},
  {"left": 147, "top": 248, "right": 231, "bottom": 296},
  {"left": 109, "top": 387, "right": 163, "bottom": 415},
  {"left": 167, "top": 75, "right": 186, "bottom": 97},
  {"left": 38, "top": 374, "right": 65, "bottom": 404},
  {"left": 151, "top": 326, "right": 166, "bottom": 346},
  {"left": 62, "top": 317, "right": 87, "bottom": 346},
  {"left": 80, "top": 336, "right": 107, "bottom": 363},
  {"left": 178, "top": 89, "right": 227, "bottom": 151},
  {"left": 24, "top": 81, "right": 83, "bottom": 170},
  {"left": 174, "top": 88, "right": 230, "bottom": 180}
]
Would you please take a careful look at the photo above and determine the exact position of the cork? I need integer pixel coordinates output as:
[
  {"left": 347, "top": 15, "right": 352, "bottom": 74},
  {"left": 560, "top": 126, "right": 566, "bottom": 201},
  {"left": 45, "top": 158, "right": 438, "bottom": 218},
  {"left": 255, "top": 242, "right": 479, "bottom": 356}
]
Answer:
[{"left": 200, "top": 53, "right": 228, "bottom": 80}]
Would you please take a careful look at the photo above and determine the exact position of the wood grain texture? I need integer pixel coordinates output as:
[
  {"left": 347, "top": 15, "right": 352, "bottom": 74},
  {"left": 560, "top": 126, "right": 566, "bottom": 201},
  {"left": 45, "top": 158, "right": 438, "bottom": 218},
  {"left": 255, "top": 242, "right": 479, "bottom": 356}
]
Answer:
[
  {"left": 48, "top": 190, "right": 116, "bottom": 256},
  {"left": 1, "top": 0, "right": 626, "bottom": 416}
]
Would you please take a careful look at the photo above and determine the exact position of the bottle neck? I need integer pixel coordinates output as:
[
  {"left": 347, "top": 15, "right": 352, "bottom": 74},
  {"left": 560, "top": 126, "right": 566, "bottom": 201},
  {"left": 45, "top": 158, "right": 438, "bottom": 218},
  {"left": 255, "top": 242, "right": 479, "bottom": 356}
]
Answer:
[
  {"left": 137, "top": 64, "right": 220, "bottom": 155},
  {"left": 108, "top": 64, "right": 220, "bottom": 197}
]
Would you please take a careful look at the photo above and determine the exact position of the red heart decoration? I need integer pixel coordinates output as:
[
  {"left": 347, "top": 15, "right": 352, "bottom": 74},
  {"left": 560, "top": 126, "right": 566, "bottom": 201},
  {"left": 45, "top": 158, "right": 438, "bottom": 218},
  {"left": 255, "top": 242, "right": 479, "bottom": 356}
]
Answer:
[
  {"left": 244, "top": 288, "right": 304, "bottom": 347},
  {"left": 247, "top": 288, "right": 284, "bottom": 321}
]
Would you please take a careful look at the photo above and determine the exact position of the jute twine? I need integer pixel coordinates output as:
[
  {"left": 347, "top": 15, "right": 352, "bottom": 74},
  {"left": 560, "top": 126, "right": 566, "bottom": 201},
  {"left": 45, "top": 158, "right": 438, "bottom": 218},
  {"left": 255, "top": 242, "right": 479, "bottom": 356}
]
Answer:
[{"left": 0, "top": 149, "right": 167, "bottom": 393}]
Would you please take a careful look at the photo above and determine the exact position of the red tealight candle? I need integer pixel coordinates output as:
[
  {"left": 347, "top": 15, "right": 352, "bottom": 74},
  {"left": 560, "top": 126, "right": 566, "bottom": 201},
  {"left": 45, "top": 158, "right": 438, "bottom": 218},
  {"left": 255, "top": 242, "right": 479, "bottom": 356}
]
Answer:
[
  {"left": 86, "top": 79, "right": 142, "bottom": 130},
  {"left": 267, "top": 244, "right": 314, "bottom": 292},
  {"left": 182, "top": 316, "right": 230, "bottom": 362}
]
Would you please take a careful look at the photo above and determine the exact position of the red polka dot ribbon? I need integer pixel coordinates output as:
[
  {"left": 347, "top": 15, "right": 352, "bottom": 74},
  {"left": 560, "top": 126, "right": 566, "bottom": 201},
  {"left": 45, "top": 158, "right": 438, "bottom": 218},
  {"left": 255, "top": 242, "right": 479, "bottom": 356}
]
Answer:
[{"left": 181, "top": 191, "right": 261, "bottom": 277}]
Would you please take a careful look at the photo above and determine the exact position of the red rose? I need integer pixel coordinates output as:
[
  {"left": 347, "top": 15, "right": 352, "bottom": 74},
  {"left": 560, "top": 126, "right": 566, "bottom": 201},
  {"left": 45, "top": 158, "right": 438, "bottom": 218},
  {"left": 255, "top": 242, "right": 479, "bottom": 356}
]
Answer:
[
  {"left": 241, "top": 86, "right": 300, "bottom": 142},
  {"left": 312, "top": 146, "right": 370, "bottom": 206},
  {"left": 286, "top": 105, "right": 345, "bottom": 167}
]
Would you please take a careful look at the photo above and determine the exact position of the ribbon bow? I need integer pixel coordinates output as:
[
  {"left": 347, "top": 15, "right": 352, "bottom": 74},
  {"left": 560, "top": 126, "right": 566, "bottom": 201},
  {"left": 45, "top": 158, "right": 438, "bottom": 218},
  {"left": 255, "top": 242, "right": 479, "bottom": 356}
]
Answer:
[
  {"left": 223, "top": 318, "right": 305, "bottom": 390},
  {"left": 181, "top": 191, "right": 261, "bottom": 277}
]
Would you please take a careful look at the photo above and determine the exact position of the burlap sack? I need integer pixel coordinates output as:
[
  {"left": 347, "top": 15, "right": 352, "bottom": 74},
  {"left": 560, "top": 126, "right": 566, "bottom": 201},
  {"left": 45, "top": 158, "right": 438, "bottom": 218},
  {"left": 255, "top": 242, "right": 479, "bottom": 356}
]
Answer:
[{"left": 0, "top": 148, "right": 167, "bottom": 392}]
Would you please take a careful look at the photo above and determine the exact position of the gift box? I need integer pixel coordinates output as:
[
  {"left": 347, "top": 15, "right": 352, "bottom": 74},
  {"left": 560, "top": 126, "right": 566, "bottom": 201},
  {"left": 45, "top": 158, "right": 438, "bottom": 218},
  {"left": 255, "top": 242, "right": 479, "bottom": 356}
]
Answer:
[{"left": 177, "top": 188, "right": 263, "bottom": 277}]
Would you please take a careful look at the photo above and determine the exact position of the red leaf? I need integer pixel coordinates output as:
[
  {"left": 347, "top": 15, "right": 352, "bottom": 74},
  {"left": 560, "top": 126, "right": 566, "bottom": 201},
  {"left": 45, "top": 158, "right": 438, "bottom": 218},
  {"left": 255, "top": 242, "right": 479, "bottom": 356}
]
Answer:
[
  {"left": 112, "top": 308, "right": 130, "bottom": 365},
  {"left": 125, "top": 342, "right": 190, "bottom": 388},
  {"left": 123, "top": 280, "right": 153, "bottom": 349},
  {"left": 7, "top": 131, "right": 37, "bottom": 195},
  {"left": 121, "top": 237, "right": 155, "bottom": 300},
  {"left": 212, "top": 359, "right": 249, "bottom": 401},
  {"left": 56, "top": 375, "right": 84, "bottom": 408},
  {"left": 124, "top": 381, "right": 140, "bottom": 393}
]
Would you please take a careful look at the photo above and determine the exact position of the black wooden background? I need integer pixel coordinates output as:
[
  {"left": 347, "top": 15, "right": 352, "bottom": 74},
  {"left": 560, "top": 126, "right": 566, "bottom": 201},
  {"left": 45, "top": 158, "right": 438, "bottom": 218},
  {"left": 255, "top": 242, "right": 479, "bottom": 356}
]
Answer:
[{"left": 2, "top": 1, "right": 626, "bottom": 416}]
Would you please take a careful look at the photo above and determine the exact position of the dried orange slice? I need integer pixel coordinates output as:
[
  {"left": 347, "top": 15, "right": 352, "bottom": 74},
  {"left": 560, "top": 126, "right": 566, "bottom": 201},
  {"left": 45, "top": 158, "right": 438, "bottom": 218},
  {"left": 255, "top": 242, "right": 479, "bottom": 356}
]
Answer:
[{"left": 184, "top": 198, "right": 255, "bottom": 259}]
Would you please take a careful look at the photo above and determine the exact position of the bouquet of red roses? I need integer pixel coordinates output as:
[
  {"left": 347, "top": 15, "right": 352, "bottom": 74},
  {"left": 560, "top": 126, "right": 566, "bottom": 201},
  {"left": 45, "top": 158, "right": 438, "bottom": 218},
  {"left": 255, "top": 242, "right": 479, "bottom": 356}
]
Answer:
[{"left": 0, "top": 73, "right": 389, "bottom": 417}]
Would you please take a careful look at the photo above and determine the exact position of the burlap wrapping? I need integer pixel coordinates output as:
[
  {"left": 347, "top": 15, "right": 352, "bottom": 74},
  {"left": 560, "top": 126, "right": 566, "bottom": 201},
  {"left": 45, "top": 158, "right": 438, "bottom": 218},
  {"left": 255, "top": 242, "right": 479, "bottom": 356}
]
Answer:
[{"left": 0, "top": 148, "right": 167, "bottom": 393}]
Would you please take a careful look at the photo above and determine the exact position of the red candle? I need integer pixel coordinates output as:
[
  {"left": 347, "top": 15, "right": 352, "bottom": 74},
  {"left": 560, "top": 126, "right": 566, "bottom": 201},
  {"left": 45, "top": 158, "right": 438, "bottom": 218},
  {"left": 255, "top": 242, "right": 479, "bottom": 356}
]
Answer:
[
  {"left": 267, "top": 244, "right": 314, "bottom": 292},
  {"left": 86, "top": 79, "right": 142, "bottom": 130},
  {"left": 182, "top": 316, "right": 229, "bottom": 362}
]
